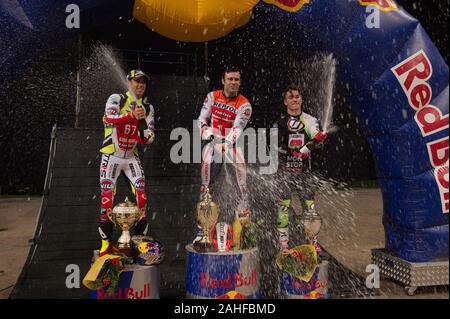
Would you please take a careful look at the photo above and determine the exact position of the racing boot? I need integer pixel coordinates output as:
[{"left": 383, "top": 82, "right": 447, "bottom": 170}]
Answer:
[
  {"left": 277, "top": 199, "right": 291, "bottom": 254},
  {"left": 192, "top": 224, "right": 205, "bottom": 245},
  {"left": 232, "top": 193, "right": 252, "bottom": 251},
  {"left": 98, "top": 239, "right": 119, "bottom": 257},
  {"left": 97, "top": 223, "right": 118, "bottom": 257},
  {"left": 310, "top": 235, "right": 322, "bottom": 254}
]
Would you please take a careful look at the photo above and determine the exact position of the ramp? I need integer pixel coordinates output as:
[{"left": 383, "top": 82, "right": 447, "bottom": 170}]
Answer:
[{"left": 10, "top": 127, "right": 199, "bottom": 298}]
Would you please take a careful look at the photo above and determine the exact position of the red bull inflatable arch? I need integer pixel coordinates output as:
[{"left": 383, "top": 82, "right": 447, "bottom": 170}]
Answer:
[{"left": 1, "top": 0, "right": 448, "bottom": 262}]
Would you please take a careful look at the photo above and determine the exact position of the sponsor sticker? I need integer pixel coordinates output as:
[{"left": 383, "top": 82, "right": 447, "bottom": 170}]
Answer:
[{"left": 101, "top": 179, "right": 114, "bottom": 193}]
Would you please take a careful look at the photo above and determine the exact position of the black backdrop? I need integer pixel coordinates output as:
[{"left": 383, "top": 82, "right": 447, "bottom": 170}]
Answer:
[{"left": 1, "top": 0, "right": 448, "bottom": 194}]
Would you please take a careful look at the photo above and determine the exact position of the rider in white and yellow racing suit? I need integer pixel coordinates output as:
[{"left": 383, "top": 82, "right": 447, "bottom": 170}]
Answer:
[{"left": 98, "top": 70, "right": 155, "bottom": 256}]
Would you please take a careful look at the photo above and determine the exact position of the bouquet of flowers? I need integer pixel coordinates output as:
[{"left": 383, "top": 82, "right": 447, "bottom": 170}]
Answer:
[
  {"left": 276, "top": 244, "right": 318, "bottom": 282},
  {"left": 240, "top": 220, "right": 261, "bottom": 250},
  {"left": 83, "top": 254, "right": 132, "bottom": 296}
]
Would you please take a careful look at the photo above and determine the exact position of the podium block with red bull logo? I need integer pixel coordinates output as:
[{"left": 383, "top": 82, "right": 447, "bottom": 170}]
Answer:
[
  {"left": 185, "top": 245, "right": 260, "bottom": 299},
  {"left": 90, "top": 264, "right": 160, "bottom": 299},
  {"left": 280, "top": 260, "right": 329, "bottom": 299}
]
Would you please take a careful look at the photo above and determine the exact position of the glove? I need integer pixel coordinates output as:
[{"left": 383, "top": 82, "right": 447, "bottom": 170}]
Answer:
[
  {"left": 314, "top": 131, "right": 327, "bottom": 143},
  {"left": 146, "top": 131, "right": 155, "bottom": 144},
  {"left": 201, "top": 126, "right": 214, "bottom": 141},
  {"left": 291, "top": 149, "right": 310, "bottom": 160}
]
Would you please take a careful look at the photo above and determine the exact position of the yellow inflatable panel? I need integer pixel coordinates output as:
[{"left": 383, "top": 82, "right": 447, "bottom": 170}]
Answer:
[{"left": 133, "top": 0, "right": 260, "bottom": 42}]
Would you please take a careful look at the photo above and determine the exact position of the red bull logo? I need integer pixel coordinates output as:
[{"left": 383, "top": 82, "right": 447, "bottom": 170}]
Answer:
[
  {"left": 358, "top": 0, "right": 398, "bottom": 12},
  {"left": 216, "top": 291, "right": 247, "bottom": 299},
  {"left": 392, "top": 50, "right": 449, "bottom": 213},
  {"left": 303, "top": 290, "right": 325, "bottom": 299},
  {"left": 262, "top": 0, "right": 310, "bottom": 13},
  {"left": 97, "top": 283, "right": 151, "bottom": 299},
  {"left": 291, "top": 278, "right": 328, "bottom": 291},
  {"left": 201, "top": 268, "right": 257, "bottom": 290}
]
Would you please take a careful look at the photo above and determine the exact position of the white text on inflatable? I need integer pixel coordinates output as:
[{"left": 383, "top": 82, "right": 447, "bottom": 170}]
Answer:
[
  {"left": 65, "top": 4, "right": 80, "bottom": 29},
  {"left": 365, "top": 6, "right": 380, "bottom": 29},
  {"left": 392, "top": 50, "right": 449, "bottom": 214}
]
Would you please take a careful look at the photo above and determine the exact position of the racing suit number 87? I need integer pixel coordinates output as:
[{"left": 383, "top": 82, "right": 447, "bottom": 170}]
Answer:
[{"left": 124, "top": 124, "right": 137, "bottom": 135}]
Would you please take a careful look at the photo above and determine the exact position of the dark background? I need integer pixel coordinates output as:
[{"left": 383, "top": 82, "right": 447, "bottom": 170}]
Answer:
[{"left": 1, "top": 0, "right": 448, "bottom": 195}]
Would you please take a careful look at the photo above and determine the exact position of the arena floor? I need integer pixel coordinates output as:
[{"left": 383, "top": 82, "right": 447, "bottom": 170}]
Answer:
[{"left": 0, "top": 190, "right": 448, "bottom": 299}]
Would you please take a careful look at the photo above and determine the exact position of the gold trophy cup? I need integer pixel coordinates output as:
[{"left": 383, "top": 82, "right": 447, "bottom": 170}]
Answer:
[
  {"left": 194, "top": 188, "right": 219, "bottom": 252},
  {"left": 302, "top": 211, "right": 322, "bottom": 246},
  {"left": 107, "top": 197, "right": 145, "bottom": 257}
]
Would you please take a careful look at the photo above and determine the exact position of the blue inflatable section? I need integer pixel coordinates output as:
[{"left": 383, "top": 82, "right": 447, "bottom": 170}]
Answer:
[{"left": 1, "top": 0, "right": 448, "bottom": 262}]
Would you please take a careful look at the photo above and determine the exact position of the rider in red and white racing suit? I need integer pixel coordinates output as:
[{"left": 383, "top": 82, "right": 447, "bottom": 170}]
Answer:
[
  {"left": 98, "top": 70, "right": 155, "bottom": 256},
  {"left": 195, "top": 67, "right": 252, "bottom": 244}
]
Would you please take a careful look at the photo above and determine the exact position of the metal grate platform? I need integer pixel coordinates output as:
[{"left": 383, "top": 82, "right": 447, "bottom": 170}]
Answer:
[{"left": 371, "top": 248, "right": 449, "bottom": 296}]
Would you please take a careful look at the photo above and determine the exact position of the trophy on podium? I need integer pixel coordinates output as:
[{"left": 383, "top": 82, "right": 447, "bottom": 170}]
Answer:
[
  {"left": 194, "top": 188, "right": 219, "bottom": 252},
  {"left": 108, "top": 197, "right": 145, "bottom": 257},
  {"left": 302, "top": 211, "right": 322, "bottom": 251}
]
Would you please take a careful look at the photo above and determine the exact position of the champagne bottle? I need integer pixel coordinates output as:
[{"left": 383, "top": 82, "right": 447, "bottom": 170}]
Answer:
[
  {"left": 131, "top": 102, "right": 149, "bottom": 131},
  {"left": 138, "top": 114, "right": 149, "bottom": 131}
]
